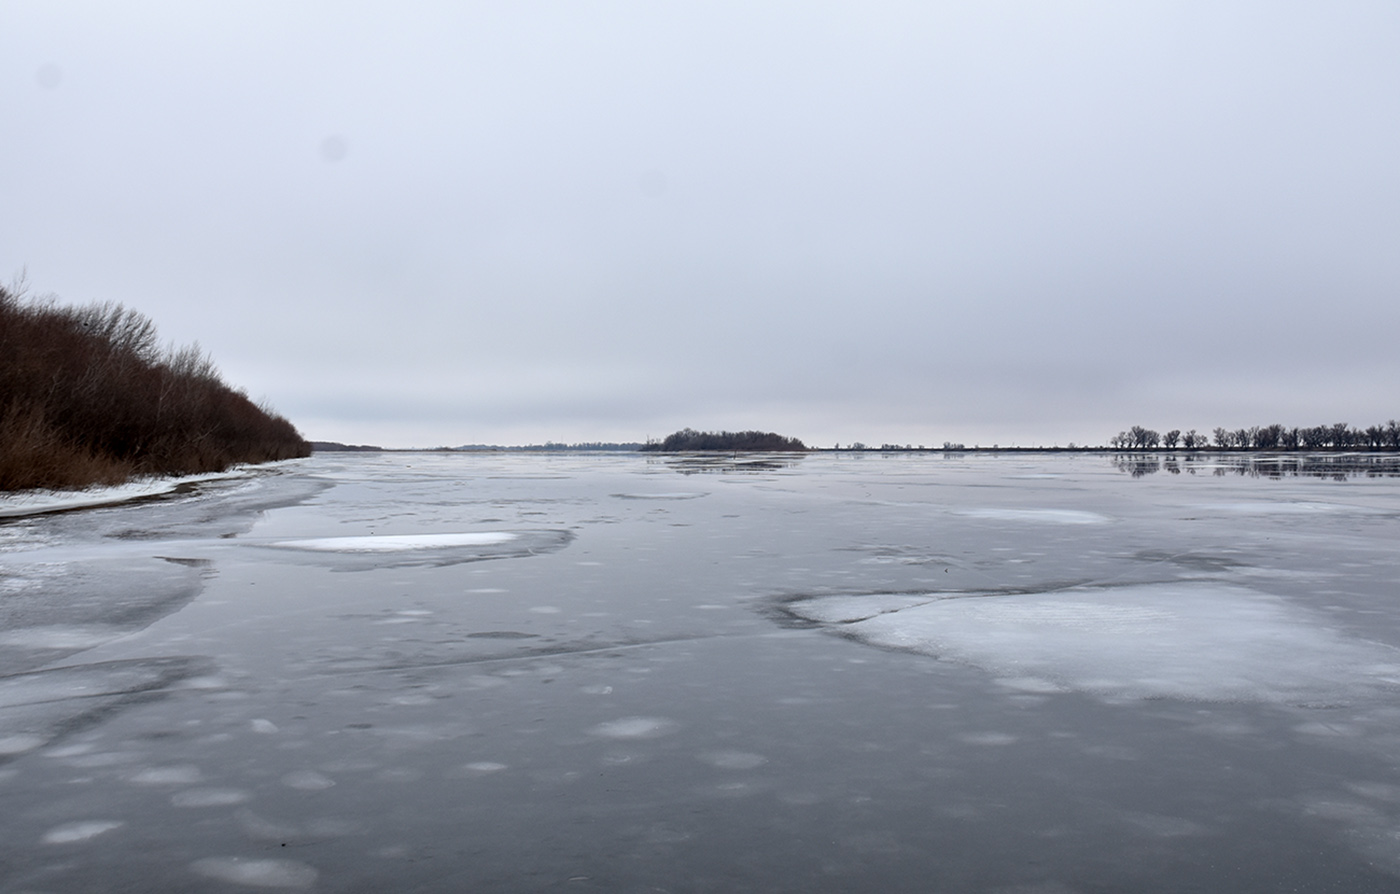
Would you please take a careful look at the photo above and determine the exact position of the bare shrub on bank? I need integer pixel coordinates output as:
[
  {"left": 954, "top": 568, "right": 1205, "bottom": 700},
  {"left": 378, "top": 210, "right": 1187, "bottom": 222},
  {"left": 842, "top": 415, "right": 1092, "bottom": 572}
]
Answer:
[{"left": 0, "top": 283, "right": 309, "bottom": 491}]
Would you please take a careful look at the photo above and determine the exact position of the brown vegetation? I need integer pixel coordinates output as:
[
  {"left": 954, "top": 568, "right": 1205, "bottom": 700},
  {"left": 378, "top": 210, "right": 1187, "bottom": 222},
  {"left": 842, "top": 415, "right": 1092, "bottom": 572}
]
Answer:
[{"left": 1, "top": 282, "right": 309, "bottom": 491}]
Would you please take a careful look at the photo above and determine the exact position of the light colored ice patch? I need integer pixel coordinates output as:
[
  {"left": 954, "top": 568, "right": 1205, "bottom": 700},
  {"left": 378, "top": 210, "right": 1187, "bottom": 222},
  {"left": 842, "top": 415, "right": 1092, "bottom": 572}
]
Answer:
[
  {"left": 611, "top": 492, "right": 706, "bottom": 500},
  {"left": 43, "top": 742, "right": 95, "bottom": 758},
  {"left": 272, "top": 532, "right": 517, "bottom": 552},
  {"left": 805, "top": 583, "right": 1400, "bottom": 704},
  {"left": 0, "top": 734, "right": 47, "bottom": 755},
  {"left": 1198, "top": 501, "right": 1349, "bottom": 516},
  {"left": 462, "top": 761, "right": 508, "bottom": 773},
  {"left": 42, "top": 820, "right": 124, "bottom": 844},
  {"left": 281, "top": 770, "right": 335, "bottom": 790},
  {"left": 588, "top": 717, "right": 678, "bottom": 739},
  {"left": 173, "top": 788, "right": 252, "bottom": 807},
  {"left": 995, "top": 677, "right": 1068, "bottom": 694},
  {"left": 699, "top": 750, "right": 768, "bottom": 770},
  {"left": 961, "top": 732, "right": 1018, "bottom": 746},
  {"left": 958, "top": 508, "right": 1108, "bottom": 525},
  {"left": 190, "top": 857, "right": 318, "bottom": 889},
  {"left": 131, "top": 765, "right": 202, "bottom": 785},
  {"left": 0, "top": 625, "right": 126, "bottom": 649},
  {"left": 791, "top": 593, "right": 938, "bottom": 624}
]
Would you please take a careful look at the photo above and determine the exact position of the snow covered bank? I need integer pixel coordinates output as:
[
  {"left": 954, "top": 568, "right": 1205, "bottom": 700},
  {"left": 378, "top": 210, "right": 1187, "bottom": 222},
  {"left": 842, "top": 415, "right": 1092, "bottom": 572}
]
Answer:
[{"left": 0, "top": 470, "right": 252, "bottom": 519}]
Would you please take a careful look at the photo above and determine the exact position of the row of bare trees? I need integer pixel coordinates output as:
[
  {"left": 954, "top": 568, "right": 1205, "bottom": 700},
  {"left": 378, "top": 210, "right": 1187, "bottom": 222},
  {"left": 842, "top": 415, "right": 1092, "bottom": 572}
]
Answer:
[
  {"left": 1, "top": 283, "right": 309, "bottom": 491},
  {"left": 1110, "top": 422, "right": 1400, "bottom": 451},
  {"left": 641, "top": 428, "right": 807, "bottom": 452}
]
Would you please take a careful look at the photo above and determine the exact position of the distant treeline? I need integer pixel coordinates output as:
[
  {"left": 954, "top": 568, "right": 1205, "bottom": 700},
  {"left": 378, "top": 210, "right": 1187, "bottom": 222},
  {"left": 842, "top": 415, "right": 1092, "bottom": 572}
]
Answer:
[
  {"left": 451, "top": 442, "right": 644, "bottom": 452},
  {"left": 1111, "top": 422, "right": 1400, "bottom": 450},
  {"left": 641, "top": 428, "right": 807, "bottom": 452},
  {"left": 309, "top": 441, "right": 384, "bottom": 452},
  {"left": 1, "top": 282, "right": 309, "bottom": 491}
]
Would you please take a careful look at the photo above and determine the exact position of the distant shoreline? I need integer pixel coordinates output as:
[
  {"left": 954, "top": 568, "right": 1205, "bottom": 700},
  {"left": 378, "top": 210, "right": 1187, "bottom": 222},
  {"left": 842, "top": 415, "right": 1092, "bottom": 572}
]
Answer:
[{"left": 309, "top": 444, "right": 1400, "bottom": 455}]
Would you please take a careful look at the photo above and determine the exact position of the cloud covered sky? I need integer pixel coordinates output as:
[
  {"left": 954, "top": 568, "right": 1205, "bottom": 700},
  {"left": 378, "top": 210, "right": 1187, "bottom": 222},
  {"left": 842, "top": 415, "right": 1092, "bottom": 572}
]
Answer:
[{"left": 4, "top": 2, "right": 1398, "bottom": 448}]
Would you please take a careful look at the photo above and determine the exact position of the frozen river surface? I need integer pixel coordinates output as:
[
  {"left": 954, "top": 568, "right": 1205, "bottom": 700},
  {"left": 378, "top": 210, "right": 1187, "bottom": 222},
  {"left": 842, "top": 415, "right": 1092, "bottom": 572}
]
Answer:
[{"left": 4, "top": 451, "right": 1400, "bottom": 892}]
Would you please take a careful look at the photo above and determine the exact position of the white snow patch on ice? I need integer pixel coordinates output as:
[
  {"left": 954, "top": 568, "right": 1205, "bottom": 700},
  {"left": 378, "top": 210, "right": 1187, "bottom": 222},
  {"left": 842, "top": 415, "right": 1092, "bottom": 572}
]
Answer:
[
  {"left": 958, "top": 509, "right": 1108, "bottom": 525},
  {"left": 795, "top": 583, "right": 1400, "bottom": 704},
  {"left": 190, "top": 857, "right": 318, "bottom": 888},
  {"left": 271, "top": 532, "right": 516, "bottom": 552},
  {"left": 42, "top": 820, "right": 124, "bottom": 844}
]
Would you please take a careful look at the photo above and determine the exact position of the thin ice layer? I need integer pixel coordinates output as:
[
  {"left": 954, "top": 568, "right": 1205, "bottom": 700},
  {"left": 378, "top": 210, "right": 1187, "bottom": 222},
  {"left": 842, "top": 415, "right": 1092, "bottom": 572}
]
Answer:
[{"left": 791, "top": 583, "right": 1400, "bottom": 704}]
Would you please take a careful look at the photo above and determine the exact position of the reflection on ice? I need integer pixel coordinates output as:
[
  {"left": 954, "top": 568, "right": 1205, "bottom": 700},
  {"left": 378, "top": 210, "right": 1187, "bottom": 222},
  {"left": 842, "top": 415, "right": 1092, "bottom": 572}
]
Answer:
[{"left": 789, "top": 583, "right": 1400, "bottom": 704}]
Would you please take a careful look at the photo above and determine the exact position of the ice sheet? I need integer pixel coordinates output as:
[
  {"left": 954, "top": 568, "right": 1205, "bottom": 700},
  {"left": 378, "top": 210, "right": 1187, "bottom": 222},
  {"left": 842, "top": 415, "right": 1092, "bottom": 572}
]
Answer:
[{"left": 790, "top": 583, "right": 1400, "bottom": 704}]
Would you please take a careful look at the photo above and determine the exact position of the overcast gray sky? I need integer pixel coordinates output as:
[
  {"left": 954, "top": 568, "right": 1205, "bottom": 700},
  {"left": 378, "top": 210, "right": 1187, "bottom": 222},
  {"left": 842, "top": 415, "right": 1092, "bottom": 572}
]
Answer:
[{"left": 4, "top": 2, "right": 1398, "bottom": 448}]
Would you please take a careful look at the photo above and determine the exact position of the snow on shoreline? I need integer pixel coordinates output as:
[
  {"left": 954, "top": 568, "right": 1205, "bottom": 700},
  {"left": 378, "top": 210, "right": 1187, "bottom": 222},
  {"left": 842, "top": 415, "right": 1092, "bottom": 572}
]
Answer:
[{"left": 0, "top": 469, "right": 252, "bottom": 519}]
